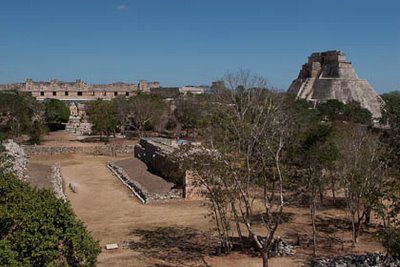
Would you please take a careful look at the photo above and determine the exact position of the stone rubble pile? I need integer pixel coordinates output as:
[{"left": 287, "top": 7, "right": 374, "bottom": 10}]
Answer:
[
  {"left": 2, "top": 139, "right": 28, "bottom": 181},
  {"left": 312, "top": 253, "right": 400, "bottom": 267},
  {"left": 51, "top": 165, "right": 67, "bottom": 201},
  {"left": 269, "top": 237, "right": 296, "bottom": 257}
]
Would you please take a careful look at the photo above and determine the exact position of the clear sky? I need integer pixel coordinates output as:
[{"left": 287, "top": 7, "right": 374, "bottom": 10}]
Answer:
[{"left": 0, "top": 0, "right": 399, "bottom": 92}]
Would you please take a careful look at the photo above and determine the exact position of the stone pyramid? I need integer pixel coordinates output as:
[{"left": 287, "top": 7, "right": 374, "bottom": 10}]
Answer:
[{"left": 288, "top": 50, "right": 382, "bottom": 118}]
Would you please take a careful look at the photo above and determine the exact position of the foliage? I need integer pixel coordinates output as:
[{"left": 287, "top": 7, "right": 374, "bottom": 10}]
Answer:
[
  {"left": 173, "top": 95, "right": 204, "bottom": 137},
  {"left": 28, "top": 120, "right": 46, "bottom": 145},
  {"left": 380, "top": 91, "right": 400, "bottom": 168},
  {"left": 334, "top": 124, "right": 388, "bottom": 245},
  {"left": 87, "top": 99, "right": 117, "bottom": 142},
  {"left": 0, "top": 174, "right": 101, "bottom": 266},
  {"left": 44, "top": 99, "right": 70, "bottom": 130},
  {"left": 175, "top": 70, "right": 291, "bottom": 267},
  {"left": 380, "top": 227, "right": 400, "bottom": 258},
  {"left": 111, "top": 96, "right": 132, "bottom": 134},
  {"left": 316, "top": 100, "right": 372, "bottom": 125},
  {"left": 0, "top": 92, "right": 45, "bottom": 144},
  {"left": 342, "top": 101, "right": 373, "bottom": 125},
  {"left": 128, "top": 93, "right": 166, "bottom": 136}
]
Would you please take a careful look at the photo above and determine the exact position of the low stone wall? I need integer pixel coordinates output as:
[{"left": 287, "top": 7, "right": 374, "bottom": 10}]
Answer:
[
  {"left": 22, "top": 144, "right": 134, "bottom": 156},
  {"left": 312, "top": 253, "right": 400, "bottom": 267},
  {"left": 107, "top": 162, "right": 182, "bottom": 204},
  {"left": 50, "top": 165, "right": 67, "bottom": 202}
]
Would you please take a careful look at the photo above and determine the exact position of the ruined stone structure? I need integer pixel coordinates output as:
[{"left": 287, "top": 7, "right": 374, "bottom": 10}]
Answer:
[
  {"left": 0, "top": 79, "right": 160, "bottom": 135},
  {"left": 288, "top": 50, "right": 382, "bottom": 118},
  {"left": 134, "top": 138, "right": 202, "bottom": 199},
  {"left": 65, "top": 102, "right": 92, "bottom": 135},
  {"left": 0, "top": 79, "right": 160, "bottom": 101}
]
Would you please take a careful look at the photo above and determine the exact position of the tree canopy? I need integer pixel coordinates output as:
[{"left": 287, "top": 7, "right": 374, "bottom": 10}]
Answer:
[
  {"left": 0, "top": 92, "right": 45, "bottom": 144},
  {"left": 0, "top": 173, "right": 100, "bottom": 266},
  {"left": 44, "top": 99, "right": 70, "bottom": 130}
]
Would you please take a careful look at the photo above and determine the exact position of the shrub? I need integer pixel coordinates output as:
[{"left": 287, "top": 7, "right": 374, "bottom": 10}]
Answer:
[
  {"left": 0, "top": 174, "right": 101, "bottom": 266},
  {"left": 381, "top": 227, "right": 400, "bottom": 258},
  {"left": 44, "top": 99, "right": 70, "bottom": 130}
]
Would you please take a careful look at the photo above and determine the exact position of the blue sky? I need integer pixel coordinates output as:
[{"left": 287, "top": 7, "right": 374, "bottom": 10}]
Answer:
[{"left": 0, "top": 0, "right": 399, "bottom": 92}]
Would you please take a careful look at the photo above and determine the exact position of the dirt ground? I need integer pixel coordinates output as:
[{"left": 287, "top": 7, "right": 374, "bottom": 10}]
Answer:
[
  {"left": 27, "top": 162, "right": 52, "bottom": 190},
  {"left": 27, "top": 131, "right": 384, "bottom": 267},
  {"left": 39, "top": 130, "right": 137, "bottom": 147}
]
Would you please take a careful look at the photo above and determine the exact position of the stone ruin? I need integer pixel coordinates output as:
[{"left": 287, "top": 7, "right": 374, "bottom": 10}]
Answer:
[
  {"left": 65, "top": 102, "right": 92, "bottom": 135},
  {"left": 288, "top": 50, "right": 382, "bottom": 118},
  {"left": 134, "top": 137, "right": 203, "bottom": 200},
  {"left": 312, "top": 253, "right": 400, "bottom": 267},
  {"left": 1, "top": 139, "right": 28, "bottom": 181}
]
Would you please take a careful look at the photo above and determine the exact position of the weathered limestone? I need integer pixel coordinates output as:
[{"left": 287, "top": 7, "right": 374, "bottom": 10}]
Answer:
[
  {"left": 0, "top": 78, "right": 160, "bottom": 101},
  {"left": 65, "top": 102, "right": 92, "bottom": 135},
  {"left": 2, "top": 140, "right": 28, "bottom": 181},
  {"left": 22, "top": 144, "right": 134, "bottom": 156},
  {"left": 51, "top": 165, "right": 67, "bottom": 201},
  {"left": 288, "top": 50, "right": 382, "bottom": 118},
  {"left": 134, "top": 137, "right": 202, "bottom": 199}
]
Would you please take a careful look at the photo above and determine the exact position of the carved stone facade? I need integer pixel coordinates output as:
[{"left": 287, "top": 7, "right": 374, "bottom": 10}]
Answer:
[
  {"left": 288, "top": 50, "right": 382, "bottom": 118},
  {"left": 0, "top": 79, "right": 160, "bottom": 101}
]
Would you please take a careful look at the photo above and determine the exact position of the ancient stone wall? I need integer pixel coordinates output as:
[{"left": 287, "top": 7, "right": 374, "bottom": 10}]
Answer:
[
  {"left": 134, "top": 138, "right": 203, "bottom": 200},
  {"left": 0, "top": 79, "right": 160, "bottom": 101},
  {"left": 50, "top": 165, "right": 67, "bottom": 202},
  {"left": 22, "top": 144, "right": 134, "bottom": 156}
]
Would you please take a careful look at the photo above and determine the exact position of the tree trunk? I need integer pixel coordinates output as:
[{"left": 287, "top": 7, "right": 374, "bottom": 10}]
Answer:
[
  {"left": 231, "top": 204, "right": 244, "bottom": 249},
  {"left": 262, "top": 252, "right": 269, "bottom": 267},
  {"left": 351, "top": 211, "right": 357, "bottom": 246},
  {"left": 331, "top": 180, "right": 336, "bottom": 205},
  {"left": 364, "top": 206, "right": 371, "bottom": 226},
  {"left": 311, "top": 196, "right": 317, "bottom": 256}
]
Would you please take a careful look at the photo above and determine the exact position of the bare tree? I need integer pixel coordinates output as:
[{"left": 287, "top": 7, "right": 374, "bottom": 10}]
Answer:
[
  {"left": 177, "top": 70, "right": 292, "bottom": 267},
  {"left": 334, "top": 124, "right": 387, "bottom": 246},
  {"left": 128, "top": 94, "right": 166, "bottom": 137}
]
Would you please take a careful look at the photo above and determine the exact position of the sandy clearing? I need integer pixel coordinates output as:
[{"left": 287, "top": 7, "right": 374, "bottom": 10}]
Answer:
[{"left": 28, "top": 138, "right": 382, "bottom": 266}]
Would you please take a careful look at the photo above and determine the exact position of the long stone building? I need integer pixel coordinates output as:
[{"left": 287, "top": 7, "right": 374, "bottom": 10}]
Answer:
[
  {"left": 0, "top": 79, "right": 160, "bottom": 101},
  {"left": 288, "top": 50, "right": 382, "bottom": 118}
]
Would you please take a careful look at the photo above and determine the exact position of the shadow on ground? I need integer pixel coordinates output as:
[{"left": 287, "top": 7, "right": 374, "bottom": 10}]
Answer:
[{"left": 128, "top": 226, "right": 218, "bottom": 266}]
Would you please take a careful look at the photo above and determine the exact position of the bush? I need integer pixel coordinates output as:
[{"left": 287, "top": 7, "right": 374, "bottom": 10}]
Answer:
[
  {"left": 381, "top": 227, "right": 400, "bottom": 258},
  {"left": 44, "top": 99, "right": 70, "bottom": 130},
  {"left": 0, "top": 174, "right": 101, "bottom": 266}
]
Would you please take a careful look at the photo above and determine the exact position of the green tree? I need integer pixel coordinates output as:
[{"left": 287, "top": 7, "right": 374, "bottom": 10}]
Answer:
[
  {"left": 87, "top": 99, "right": 117, "bottom": 142},
  {"left": 317, "top": 99, "right": 345, "bottom": 121},
  {"left": 128, "top": 94, "right": 166, "bottom": 137},
  {"left": 342, "top": 101, "right": 373, "bottom": 125},
  {"left": 317, "top": 100, "right": 372, "bottom": 125},
  {"left": 0, "top": 174, "right": 101, "bottom": 266},
  {"left": 44, "top": 99, "right": 70, "bottom": 130},
  {"left": 173, "top": 95, "right": 204, "bottom": 138},
  {"left": 0, "top": 92, "right": 45, "bottom": 144},
  {"left": 381, "top": 91, "right": 400, "bottom": 168},
  {"left": 111, "top": 96, "right": 132, "bottom": 135}
]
